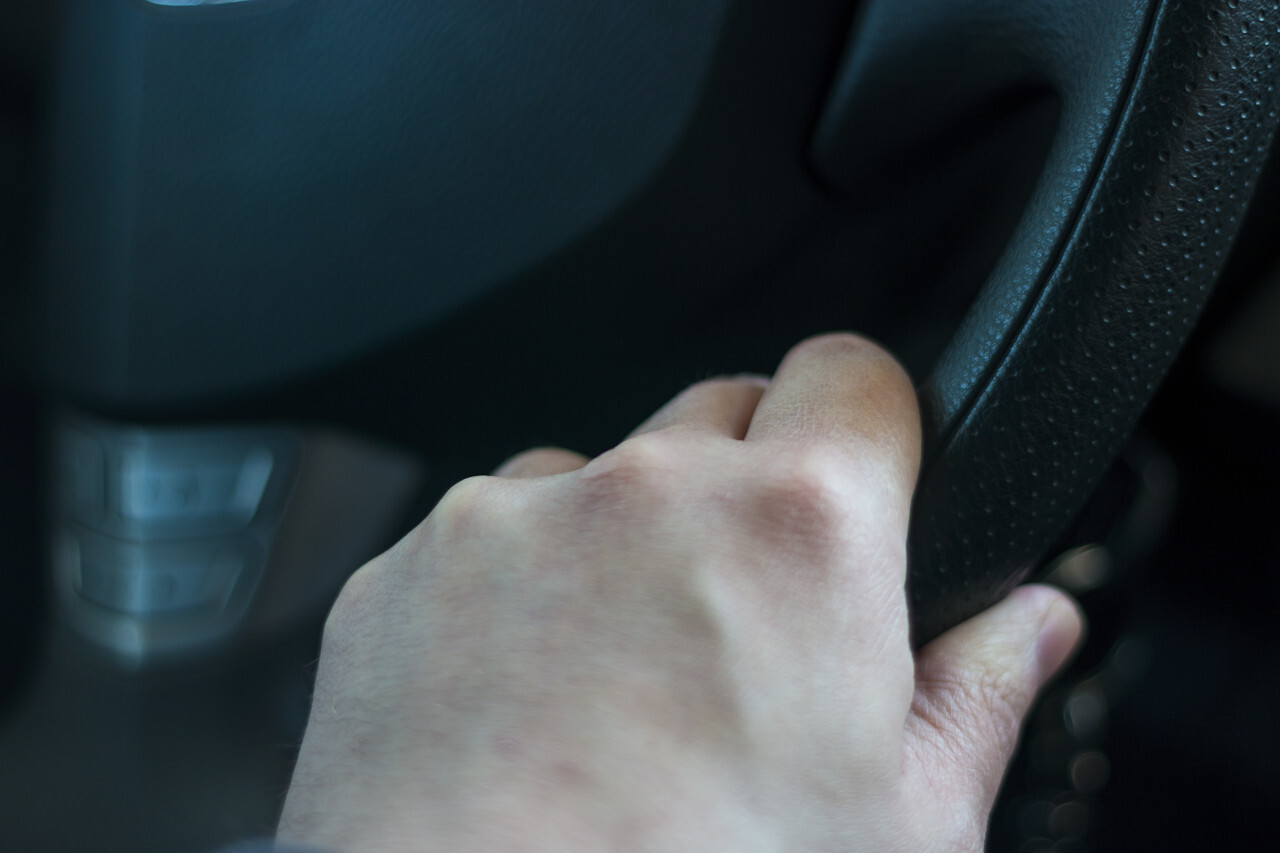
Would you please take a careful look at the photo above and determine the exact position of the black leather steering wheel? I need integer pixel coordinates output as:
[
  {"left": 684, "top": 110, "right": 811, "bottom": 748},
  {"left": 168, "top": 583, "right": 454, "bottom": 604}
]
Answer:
[{"left": 809, "top": 0, "right": 1280, "bottom": 644}]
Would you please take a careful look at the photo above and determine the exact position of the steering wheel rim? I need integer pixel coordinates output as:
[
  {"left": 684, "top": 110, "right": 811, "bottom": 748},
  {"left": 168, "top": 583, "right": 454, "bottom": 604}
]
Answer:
[{"left": 814, "top": 0, "right": 1280, "bottom": 644}]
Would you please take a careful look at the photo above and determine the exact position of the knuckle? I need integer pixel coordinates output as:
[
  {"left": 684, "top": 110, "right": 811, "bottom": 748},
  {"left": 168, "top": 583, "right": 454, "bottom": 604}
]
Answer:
[
  {"left": 579, "top": 432, "right": 688, "bottom": 501},
  {"left": 793, "top": 333, "right": 912, "bottom": 388},
  {"left": 766, "top": 445, "right": 862, "bottom": 532},
  {"left": 430, "top": 474, "right": 508, "bottom": 536},
  {"left": 494, "top": 447, "right": 547, "bottom": 475},
  {"left": 780, "top": 441, "right": 908, "bottom": 540},
  {"left": 673, "top": 376, "right": 731, "bottom": 402},
  {"left": 495, "top": 446, "right": 582, "bottom": 477},
  {"left": 680, "top": 374, "right": 762, "bottom": 402},
  {"left": 439, "top": 473, "right": 501, "bottom": 508}
]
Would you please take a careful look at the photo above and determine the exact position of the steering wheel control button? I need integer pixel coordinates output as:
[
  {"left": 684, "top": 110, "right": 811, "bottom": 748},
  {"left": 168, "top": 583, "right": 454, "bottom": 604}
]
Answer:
[
  {"left": 51, "top": 412, "right": 426, "bottom": 663},
  {"left": 68, "top": 531, "right": 244, "bottom": 616},
  {"left": 117, "top": 446, "right": 275, "bottom": 528},
  {"left": 54, "top": 415, "right": 301, "bottom": 541}
]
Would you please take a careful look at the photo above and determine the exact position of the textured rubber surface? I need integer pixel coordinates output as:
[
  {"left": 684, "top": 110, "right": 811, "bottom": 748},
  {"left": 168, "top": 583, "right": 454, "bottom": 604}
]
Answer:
[{"left": 908, "top": 0, "right": 1280, "bottom": 644}]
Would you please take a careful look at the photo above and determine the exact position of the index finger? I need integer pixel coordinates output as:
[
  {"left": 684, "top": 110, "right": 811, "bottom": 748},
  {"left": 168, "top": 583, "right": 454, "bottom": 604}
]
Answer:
[{"left": 745, "top": 333, "right": 922, "bottom": 495}]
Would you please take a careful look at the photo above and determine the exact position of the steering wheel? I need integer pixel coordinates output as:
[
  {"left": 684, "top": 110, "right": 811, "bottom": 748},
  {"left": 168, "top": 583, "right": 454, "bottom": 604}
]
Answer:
[
  {"left": 41, "top": 0, "right": 1280, "bottom": 652},
  {"left": 810, "top": 0, "right": 1280, "bottom": 643}
]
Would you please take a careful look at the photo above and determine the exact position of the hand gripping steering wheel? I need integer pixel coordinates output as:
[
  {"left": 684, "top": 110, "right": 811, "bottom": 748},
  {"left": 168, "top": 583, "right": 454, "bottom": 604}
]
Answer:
[{"left": 811, "top": 0, "right": 1280, "bottom": 643}]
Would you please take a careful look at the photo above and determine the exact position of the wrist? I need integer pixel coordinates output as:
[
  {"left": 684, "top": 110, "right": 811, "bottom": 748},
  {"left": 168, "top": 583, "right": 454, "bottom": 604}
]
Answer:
[{"left": 283, "top": 730, "right": 778, "bottom": 853}]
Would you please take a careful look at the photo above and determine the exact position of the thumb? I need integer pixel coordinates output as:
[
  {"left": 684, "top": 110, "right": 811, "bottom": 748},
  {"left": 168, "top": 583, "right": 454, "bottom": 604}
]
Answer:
[{"left": 905, "top": 584, "right": 1084, "bottom": 814}]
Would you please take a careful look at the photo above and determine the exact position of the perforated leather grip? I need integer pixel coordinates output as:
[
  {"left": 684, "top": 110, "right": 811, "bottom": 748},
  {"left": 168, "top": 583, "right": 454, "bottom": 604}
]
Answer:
[{"left": 816, "top": 0, "right": 1280, "bottom": 644}]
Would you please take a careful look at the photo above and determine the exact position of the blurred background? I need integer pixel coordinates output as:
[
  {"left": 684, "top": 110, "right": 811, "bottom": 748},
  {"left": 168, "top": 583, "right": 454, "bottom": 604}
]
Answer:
[{"left": 1, "top": 2, "right": 1278, "bottom": 851}]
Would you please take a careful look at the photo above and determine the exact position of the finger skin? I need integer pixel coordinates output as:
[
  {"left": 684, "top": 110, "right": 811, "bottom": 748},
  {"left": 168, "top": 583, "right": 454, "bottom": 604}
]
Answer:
[
  {"left": 628, "top": 376, "right": 769, "bottom": 440},
  {"left": 745, "top": 333, "right": 921, "bottom": 498},
  {"left": 906, "top": 584, "right": 1085, "bottom": 813},
  {"left": 493, "top": 447, "right": 590, "bottom": 479}
]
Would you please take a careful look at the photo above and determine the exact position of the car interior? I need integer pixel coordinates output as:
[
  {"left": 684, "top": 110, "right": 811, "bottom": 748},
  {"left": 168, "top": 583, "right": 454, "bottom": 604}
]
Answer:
[{"left": 2, "top": 1, "right": 1279, "bottom": 850}]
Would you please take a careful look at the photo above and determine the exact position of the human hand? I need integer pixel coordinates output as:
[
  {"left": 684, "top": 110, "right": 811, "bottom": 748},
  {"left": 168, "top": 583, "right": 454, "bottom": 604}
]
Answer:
[{"left": 277, "top": 333, "right": 1083, "bottom": 852}]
